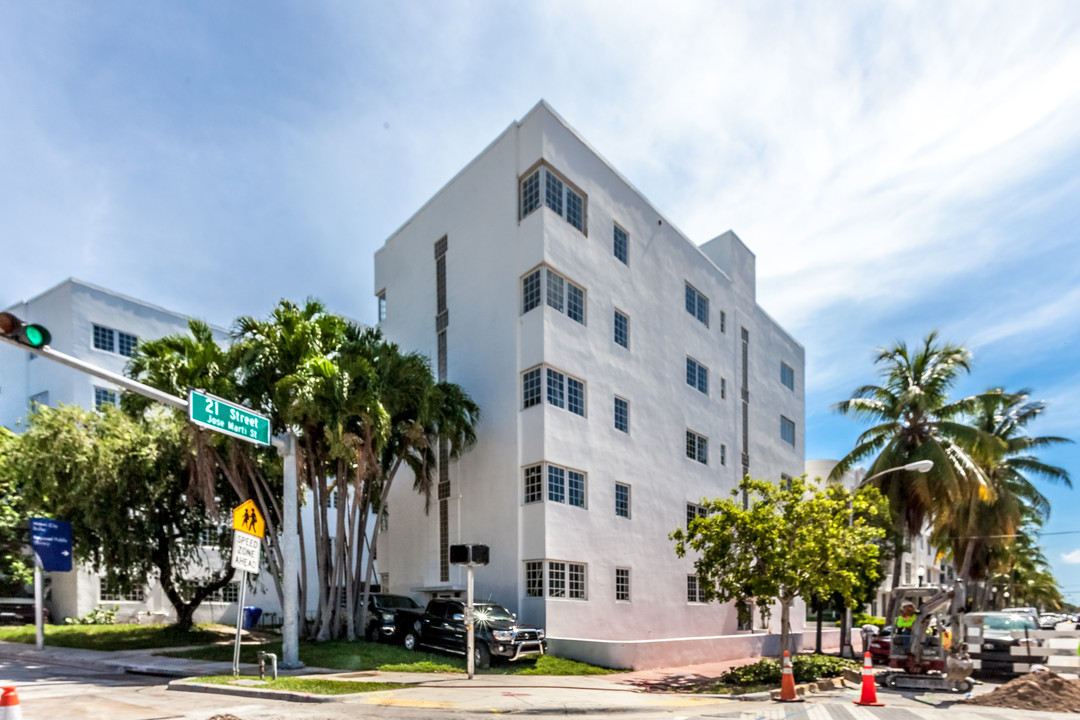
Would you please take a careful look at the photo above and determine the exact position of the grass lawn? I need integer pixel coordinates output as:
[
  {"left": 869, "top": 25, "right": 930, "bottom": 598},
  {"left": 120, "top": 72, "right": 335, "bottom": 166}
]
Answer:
[
  {"left": 190, "top": 675, "right": 405, "bottom": 695},
  {"left": 162, "top": 639, "right": 620, "bottom": 676},
  {"left": 0, "top": 623, "right": 225, "bottom": 651}
]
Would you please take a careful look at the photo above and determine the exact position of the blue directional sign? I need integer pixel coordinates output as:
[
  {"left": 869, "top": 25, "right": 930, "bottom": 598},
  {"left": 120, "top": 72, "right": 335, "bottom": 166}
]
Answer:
[{"left": 30, "top": 518, "right": 72, "bottom": 572}]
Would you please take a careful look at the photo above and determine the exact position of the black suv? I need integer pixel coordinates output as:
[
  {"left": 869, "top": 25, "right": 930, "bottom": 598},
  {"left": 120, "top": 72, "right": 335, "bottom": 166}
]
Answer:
[
  {"left": 405, "top": 599, "right": 546, "bottom": 668},
  {"left": 365, "top": 593, "right": 423, "bottom": 643}
]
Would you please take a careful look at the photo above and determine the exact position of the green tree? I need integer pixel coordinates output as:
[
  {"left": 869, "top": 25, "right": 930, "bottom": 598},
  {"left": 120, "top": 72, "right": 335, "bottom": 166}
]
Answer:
[
  {"left": 671, "top": 475, "right": 886, "bottom": 656},
  {"left": 0, "top": 428, "right": 32, "bottom": 597},
  {"left": 830, "top": 332, "right": 996, "bottom": 620},
  {"left": 6, "top": 404, "right": 234, "bottom": 629}
]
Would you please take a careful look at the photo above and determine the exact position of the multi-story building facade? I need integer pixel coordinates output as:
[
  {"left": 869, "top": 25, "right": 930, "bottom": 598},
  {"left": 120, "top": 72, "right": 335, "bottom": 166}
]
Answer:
[
  {"left": 374, "top": 102, "right": 806, "bottom": 669},
  {"left": 0, "top": 278, "right": 364, "bottom": 625}
]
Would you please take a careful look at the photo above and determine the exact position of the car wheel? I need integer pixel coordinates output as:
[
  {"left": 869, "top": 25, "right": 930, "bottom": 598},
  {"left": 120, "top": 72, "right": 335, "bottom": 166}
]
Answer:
[
  {"left": 474, "top": 643, "right": 491, "bottom": 669},
  {"left": 403, "top": 631, "right": 418, "bottom": 651},
  {"left": 364, "top": 622, "right": 377, "bottom": 643},
  {"left": 954, "top": 679, "right": 973, "bottom": 693}
]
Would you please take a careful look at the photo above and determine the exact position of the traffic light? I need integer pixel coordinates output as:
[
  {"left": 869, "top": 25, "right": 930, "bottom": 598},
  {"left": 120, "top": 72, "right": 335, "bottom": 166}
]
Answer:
[{"left": 0, "top": 312, "right": 51, "bottom": 348}]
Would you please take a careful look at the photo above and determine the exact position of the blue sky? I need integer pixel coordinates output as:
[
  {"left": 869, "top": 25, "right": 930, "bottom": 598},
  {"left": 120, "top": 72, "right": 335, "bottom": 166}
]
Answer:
[{"left": 3, "top": 2, "right": 1080, "bottom": 602}]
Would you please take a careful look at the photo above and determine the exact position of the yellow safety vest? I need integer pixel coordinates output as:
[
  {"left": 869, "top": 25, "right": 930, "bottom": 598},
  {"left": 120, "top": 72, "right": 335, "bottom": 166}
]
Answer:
[{"left": 896, "top": 615, "right": 915, "bottom": 629}]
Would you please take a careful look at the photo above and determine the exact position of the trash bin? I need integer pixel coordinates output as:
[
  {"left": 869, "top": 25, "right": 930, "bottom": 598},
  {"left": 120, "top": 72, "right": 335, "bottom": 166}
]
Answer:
[{"left": 242, "top": 606, "right": 263, "bottom": 630}]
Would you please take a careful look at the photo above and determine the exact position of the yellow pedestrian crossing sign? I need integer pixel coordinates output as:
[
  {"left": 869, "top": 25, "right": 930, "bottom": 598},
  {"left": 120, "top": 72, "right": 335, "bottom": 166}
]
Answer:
[{"left": 232, "top": 499, "right": 264, "bottom": 539}]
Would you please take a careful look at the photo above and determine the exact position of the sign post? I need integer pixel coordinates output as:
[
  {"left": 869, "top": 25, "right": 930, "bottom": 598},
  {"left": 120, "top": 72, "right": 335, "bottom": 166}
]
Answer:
[
  {"left": 30, "top": 518, "right": 72, "bottom": 650},
  {"left": 230, "top": 500, "right": 264, "bottom": 676},
  {"left": 450, "top": 544, "right": 490, "bottom": 679}
]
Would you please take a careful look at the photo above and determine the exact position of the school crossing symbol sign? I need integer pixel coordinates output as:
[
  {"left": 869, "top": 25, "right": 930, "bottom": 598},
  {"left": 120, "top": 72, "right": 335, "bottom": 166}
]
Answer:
[
  {"left": 230, "top": 499, "right": 264, "bottom": 575},
  {"left": 232, "top": 499, "right": 265, "bottom": 538}
]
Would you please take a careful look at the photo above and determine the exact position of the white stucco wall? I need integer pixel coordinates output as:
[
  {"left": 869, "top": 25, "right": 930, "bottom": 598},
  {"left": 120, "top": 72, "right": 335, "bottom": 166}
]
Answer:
[{"left": 374, "top": 102, "right": 807, "bottom": 669}]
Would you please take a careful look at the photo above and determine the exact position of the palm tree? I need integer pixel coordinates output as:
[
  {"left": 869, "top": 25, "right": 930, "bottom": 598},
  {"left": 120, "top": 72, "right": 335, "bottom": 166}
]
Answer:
[
  {"left": 933, "top": 388, "right": 1071, "bottom": 590},
  {"left": 830, "top": 332, "right": 996, "bottom": 621}
]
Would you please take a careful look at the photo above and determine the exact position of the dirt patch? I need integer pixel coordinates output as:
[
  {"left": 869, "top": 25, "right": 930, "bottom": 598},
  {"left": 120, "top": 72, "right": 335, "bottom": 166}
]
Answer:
[
  {"left": 208, "top": 715, "right": 246, "bottom": 720},
  {"left": 962, "top": 671, "right": 1080, "bottom": 713}
]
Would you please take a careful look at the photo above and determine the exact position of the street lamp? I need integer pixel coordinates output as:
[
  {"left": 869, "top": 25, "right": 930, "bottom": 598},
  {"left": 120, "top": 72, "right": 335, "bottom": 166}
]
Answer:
[
  {"left": 860, "top": 459, "right": 934, "bottom": 486},
  {"left": 916, "top": 566, "right": 926, "bottom": 587}
]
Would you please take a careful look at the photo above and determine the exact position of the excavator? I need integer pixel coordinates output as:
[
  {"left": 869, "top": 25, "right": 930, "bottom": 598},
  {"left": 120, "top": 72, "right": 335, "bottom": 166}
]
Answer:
[{"left": 871, "top": 581, "right": 975, "bottom": 693}]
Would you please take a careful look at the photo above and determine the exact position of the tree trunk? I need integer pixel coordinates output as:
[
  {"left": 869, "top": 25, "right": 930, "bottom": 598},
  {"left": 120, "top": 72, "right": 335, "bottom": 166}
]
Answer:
[
  {"left": 884, "top": 532, "right": 905, "bottom": 627},
  {"left": 780, "top": 595, "right": 794, "bottom": 657},
  {"left": 814, "top": 599, "right": 823, "bottom": 654}
]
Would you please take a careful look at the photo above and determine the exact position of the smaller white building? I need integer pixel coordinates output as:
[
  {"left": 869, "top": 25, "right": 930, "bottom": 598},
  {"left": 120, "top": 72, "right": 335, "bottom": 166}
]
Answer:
[{"left": 1, "top": 278, "right": 372, "bottom": 625}]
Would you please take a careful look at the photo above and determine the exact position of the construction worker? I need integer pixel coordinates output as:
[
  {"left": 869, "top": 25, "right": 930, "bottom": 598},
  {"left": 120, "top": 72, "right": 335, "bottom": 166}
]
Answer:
[{"left": 895, "top": 601, "right": 917, "bottom": 652}]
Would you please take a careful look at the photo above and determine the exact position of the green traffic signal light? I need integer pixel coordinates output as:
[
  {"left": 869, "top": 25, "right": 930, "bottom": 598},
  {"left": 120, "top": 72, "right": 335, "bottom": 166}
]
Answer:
[
  {"left": 23, "top": 324, "right": 49, "bottom": 347},
  {"left": 0, "top": 312, "right": 51, "bottom": 348}
]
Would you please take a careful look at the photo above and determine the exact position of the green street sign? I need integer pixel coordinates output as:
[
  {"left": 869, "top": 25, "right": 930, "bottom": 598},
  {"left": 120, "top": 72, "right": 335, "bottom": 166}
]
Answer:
[{"left": 188, "top": 389, "right": 271, "bottom": 446}]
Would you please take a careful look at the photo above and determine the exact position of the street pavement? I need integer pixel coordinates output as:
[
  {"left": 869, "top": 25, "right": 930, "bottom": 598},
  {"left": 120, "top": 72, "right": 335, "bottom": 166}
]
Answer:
[{"left": 2, "top": 640, "right": 1079, "bottom": 719}]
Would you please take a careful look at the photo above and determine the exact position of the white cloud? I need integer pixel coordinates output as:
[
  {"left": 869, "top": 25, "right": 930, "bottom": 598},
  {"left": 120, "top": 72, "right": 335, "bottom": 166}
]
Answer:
[{"left": 1062, "top": 549, "right": 1080, "bottom": 564}]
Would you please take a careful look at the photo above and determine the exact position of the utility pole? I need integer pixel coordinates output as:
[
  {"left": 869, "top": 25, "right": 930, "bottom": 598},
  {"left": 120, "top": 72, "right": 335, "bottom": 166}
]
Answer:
[{"left": 274, "top": 432, "right": 302, "bottom": 668}]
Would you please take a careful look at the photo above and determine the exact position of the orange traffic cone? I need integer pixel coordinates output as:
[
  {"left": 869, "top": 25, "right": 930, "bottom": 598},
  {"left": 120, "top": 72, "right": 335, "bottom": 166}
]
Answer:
[
  {"left": 1, "top": 686, "right": 22, "bottom": 720},
  {"left": 776, "top": 651, "right": 803, "bottom": 702},
  {"left": 853, "top": 652, "right": 884, "bottom": 706}
]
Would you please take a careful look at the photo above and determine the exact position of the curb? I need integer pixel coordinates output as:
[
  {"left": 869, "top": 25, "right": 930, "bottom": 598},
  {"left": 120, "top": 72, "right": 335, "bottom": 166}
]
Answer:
[
  {"left": 767, "top": 676, "right": 851, "bottom": 701},
  {"left": 168, "top": 679, "right": 361, "bottom": 704}
]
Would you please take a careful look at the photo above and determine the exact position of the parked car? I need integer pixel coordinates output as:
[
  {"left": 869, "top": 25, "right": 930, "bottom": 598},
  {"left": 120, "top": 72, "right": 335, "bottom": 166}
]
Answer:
[
  {"left": 364, "top": 593, "right": 423, "bottom": 643},
  {"left": 969, "top": 611, "right": 1045, "bottom": 673},
  {"left": 405, "top": 598, "right": 546, "bottom": 668},
  {"left": 1001, "top": 606, "right": 1040, "bottom": 625},
  {"left": 867, "top": 626, "right": 892, "bottom": 664}
]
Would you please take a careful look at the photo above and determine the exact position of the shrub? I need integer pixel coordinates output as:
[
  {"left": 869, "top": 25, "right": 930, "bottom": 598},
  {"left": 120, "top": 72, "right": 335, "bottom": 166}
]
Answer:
[
  {"left": 853, "top": 613, "right": 886, "bottom": 629},
  {"left": 720, "top": 658, "right": 781, "bottom": 686},
  {"left": 720, "top": 655, "right": 859, "bottom": 686},
  {"left": 66, "top": 605, "right": 118, "bottom": 625}
]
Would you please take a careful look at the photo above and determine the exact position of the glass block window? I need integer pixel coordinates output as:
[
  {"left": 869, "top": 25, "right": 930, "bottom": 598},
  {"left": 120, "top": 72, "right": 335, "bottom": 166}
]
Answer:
[
  {"left": 616, "top": 568, "right": 630, "bottom": 601},
  {"left": 567, "top": 470, "right": 585, "bottom": 508},
  {"left": 548, "top": 561, "right": 566, "bottom": 598},
  {"left": 525, "top": 561, "right": 544, "bottom": 597},
  {"left": 524, "top": 465, "right": 543, "bottom": 504},
  {"left": 686, "top": 429, "right": 708, "bottom": 465},
  {"left": 614, "top": 396, "right": 629, "bottom": 433},
  {"left": 719, "top": 310, "right": 726, "bottom": 333},
  {"left": 615, "top": 483, "right": 630, "bottom": 518},
  {"left": 92, "top": 324, "right": 115, "bottom": 352},
  {"left": 208, "top": 583, "right": 240, "bottom": 603},
  {"left": 99, "top": 579, "right": 145, "bottom": 602},
  {"left": 547, "top": 465, "right": 566, "bottom": 504},
  {"left": 520, "top": 166, "right": 586, "bottom": 233},
  {"left": 613, "top": 225, "right": 629, "bottom": 264},
  {"left": 568, "top": 563, "right": 586, "bottom": 599},
  {"left": 685, "top": 283, "right": 708, "bottom": 326},
  {"left": 614, "top": 310, "right": 629, "bottom": 348},
  {"left": 377, "top": 291, "right": 387, "bottom": 322},
  {"left": 686, "top": 357, "right": 708, "bottom": 394},
  {"left": 687, "top": 575, "right": 705, "bottom": 603},
  {"left": 546, "top": 272, "right": 565, "bottom": 313},
  {"left": 522, "top": 270, "right": 542, "bottom": 314},
  {"left": 721, "top": 444, "right": 727, "bottom": 466},
  {"left": 686, "top": 502, "right": 707, "bottom": 528},
  {"left": 721, "top": 377, "right": 727, "bottom": 400},
  {"left": 567, "top": 377, "right": 585, "bottom": 416},
  {"left": 546, "top": 369, "right": 565, "bottom": 408},
  {"left": 781, "top": 362, "right": 795, "bottom": 390},
  {"left": 118, "top": 332, "right": 138, "bottom": 358},
  {"left": 781, "top": 416, "right": 796, "bottom": 446},
  {"left": 94, "top": 387, "right": 117, "bottom": 410},
  {"left": 522, "top": 368, "right": 542, "bottom": 408}
]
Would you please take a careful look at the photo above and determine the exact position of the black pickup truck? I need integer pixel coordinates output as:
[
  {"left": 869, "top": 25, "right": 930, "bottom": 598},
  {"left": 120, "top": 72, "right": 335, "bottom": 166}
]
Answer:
[{"left": 400, "top": 598, "right": 546, "bottom": 668}]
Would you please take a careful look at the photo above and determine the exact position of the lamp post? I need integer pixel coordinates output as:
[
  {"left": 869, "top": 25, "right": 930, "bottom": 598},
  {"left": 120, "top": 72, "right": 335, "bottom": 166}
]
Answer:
[
  {"left": 916, "top": 566, "right": 926, "bottom": 587},
  {"left": 841, "top": 460, "right": 934, "bottom": 658}
]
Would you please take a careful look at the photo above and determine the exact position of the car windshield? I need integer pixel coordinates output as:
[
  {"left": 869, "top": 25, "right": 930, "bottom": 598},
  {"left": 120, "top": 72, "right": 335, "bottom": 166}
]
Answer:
[
  {"left": 376, "top": 595, "right": 419, "bottom": 609},
  {"left": 981, "top": 615, "right": 1037, "bottom": 631},
  {"left": 474, "top": 604, "right": 515, "bottom": 622}
]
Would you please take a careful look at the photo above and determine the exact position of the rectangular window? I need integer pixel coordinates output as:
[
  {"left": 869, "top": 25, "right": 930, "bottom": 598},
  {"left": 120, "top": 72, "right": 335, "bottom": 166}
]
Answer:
[
  {"left": 525, "top": 561, "right": 544, "bottom": 597},
  {"left": 208, "top": 583, "right": 240, "bottom": 603},
  {"left": 721, "top": 444, "right": 727, "bottom": 466},
  {"left": 520, "top": 166, "right": 586, "bottom": 233},
  {"left": 546, "top": 271, "right": 565, "bottom": 313},
  {"left": 547, "top": 465, "right": 566, "bottom": 504},
  {"left": 522, "top": 270, "right": 542, "bottom": 314},
  {"left": 567, "top": 377, "right": 585, "bottom": 416},
  {"left": 687, "top": 575, "right": 705, "bottom": 603},
  {"left": 546, "top": 368, "right": 565, "bottom": 408},
  {"left": 613, "top": 225, "right": 629, "bottom": 264},
  {"left": 522, "top": 368, "right": 542, "bottom": 408},
  {"left": 568, "top": 563, "right": 586, "bottom": 599},
  {"left": 99, "top": 579, "right": 145, "bottom": 603},
  {"left": 613, "top": 310, "right": 629, "bottom": 348},
  {"left": 904, "top": 562, "right": 912, "bottom": 585},
  {"left": 686, "top": 502, "right": 707, "bottom": 528},
  {"left": 94, "top": 387, "right": 117, "bottom": 410},
  {"left": 118, "top": 332, "right": 138, "bottom": 358},
  {"left": 720, "top": 310, "right": 726, "bottom": 333},
  {"left": 548, "top": 561, "right": 566, "bottom": 598},
  {"left": 29, "top": 391, "right": 49, "bottom": 407},
  {"left": 92, "top": 324, "right": 115, "bottom": 352},
  {"left": 377, "top": 291, "right": 387, "bottom": 322},
  {"left": 566, "top": 284, "right": 584, "bottom": 324},
  {"left": 721, "top": 377, "right": 727, "bottom": 400},
  {"left": 781, "top": 473, "right": 793, "bottom": 490},
  {"left": 614, "top": 396, "right": 629, "bottom": 433},
  {"left": 615, "top": 483, "right": 630, "bottom": 518},
  {"left": 567, "top": 470, "right": 585, "bottom": 508},
  {"left": 524, "top": 465, "right": 543, "bottom": 504},
  {"left": 616, "top": 568, "right": 630, "bottom": 601},
  {"left": 781, "top": 416, "right": 796, "bottom": 446},
  {"left": 781, "top": 362, "right": 795, "bottom": 390},
  {"left": 685, "top": 284, "right": 708, "bottom": 326},
  {"left": 686, "top": 430, "right": 708, "bottom": 465},
  {"left": 686, "top": 357, "right": 708, "bottom": 394}
]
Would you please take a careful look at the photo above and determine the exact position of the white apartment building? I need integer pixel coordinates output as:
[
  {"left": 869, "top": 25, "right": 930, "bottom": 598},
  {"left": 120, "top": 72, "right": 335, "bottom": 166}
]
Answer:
[
  {"left": 374, "top": 102, "right": 807, "bottom": 669},
  {"left": 0, "top": 278, "right": 364, "bottom": 626}
]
